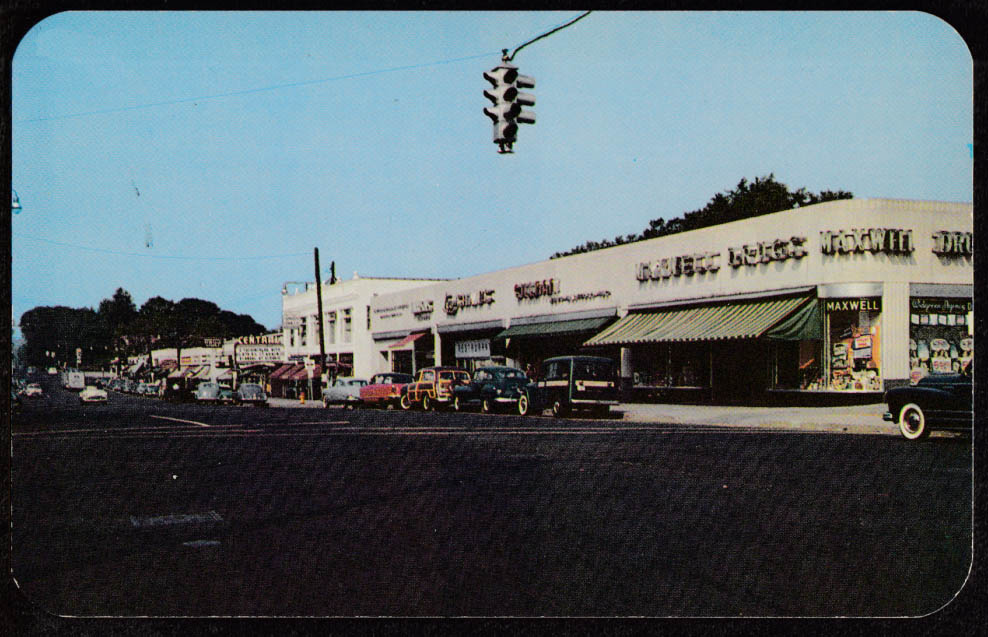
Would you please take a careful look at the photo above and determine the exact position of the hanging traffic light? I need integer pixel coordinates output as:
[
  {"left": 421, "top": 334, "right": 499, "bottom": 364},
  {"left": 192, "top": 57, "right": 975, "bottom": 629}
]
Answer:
[{"left": 483, "top": 63, "right": 535, "bottom": 154}]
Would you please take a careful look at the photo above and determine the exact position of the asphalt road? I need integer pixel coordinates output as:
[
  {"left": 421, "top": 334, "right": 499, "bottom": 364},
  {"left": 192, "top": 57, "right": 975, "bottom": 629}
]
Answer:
[{"left": 11, "top": 376, "right": 973, "bottom": 617}]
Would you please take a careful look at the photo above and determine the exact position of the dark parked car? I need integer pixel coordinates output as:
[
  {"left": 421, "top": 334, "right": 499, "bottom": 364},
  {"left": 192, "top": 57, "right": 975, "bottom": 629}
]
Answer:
[
  {"left": 194, "top": 382, "right": 235, "bottom": 404},
  {"left": 359, "top": 373, "right": 414, "bottom": 409},
  {"left": 235, "top": 383, "right": 268, "bottom": 407},
  {"left": 451, "top": 366, "right": 529, "bottom": 413},
  {"left": 518, "top": 355, "right": 619, "bottom": 418},
  {"left": 883, "top": 366, "right": 972, "bottom": 439}
]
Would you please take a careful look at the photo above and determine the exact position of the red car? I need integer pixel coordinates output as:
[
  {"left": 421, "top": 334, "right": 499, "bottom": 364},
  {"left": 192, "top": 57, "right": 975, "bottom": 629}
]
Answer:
[
  {"left": 400, "top": 367, "right": 471, "bottom": 411},
  {"left": 359, "top": 372, "right": 414, "bottom": 409}
]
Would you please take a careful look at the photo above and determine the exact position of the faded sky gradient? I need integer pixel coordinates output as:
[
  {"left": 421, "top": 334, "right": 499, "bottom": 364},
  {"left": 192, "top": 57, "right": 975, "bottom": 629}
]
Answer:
[{"left": 12, "top": 11, "right": 973, "bottom": 333}]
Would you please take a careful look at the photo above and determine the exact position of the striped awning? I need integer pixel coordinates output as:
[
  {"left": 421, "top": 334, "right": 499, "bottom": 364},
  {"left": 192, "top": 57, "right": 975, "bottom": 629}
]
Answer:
[
  {"left": 389, "top": 331, "right": 428, "bottom": 350},
  {"left": 584, "top": 296, "right": 813, "bottom": 346},
  {"left": 495, "top": 317, "right": 613, "bottom": 340}
]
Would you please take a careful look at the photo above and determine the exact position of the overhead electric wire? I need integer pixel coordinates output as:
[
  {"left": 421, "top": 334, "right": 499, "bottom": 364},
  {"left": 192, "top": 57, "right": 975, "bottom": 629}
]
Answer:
[
  {"left": 16, "top": 12, "right": 593, "bottom": 125},
  {"left": 15, "top": 51, "right": 499, "bottom": 124},
  {"left": 507, "top": 11, "right": 591, "bottom": 61},
  {"left": 13, "top": 232, "right": 309, "bottom": 261}
]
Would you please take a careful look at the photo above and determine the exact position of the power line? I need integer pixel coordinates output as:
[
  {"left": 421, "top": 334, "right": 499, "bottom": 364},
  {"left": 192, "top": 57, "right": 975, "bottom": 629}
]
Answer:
[
  {"left": 13, "top": 233, "right": 309, "bottom": 261},
  {"left": 15, "top": 51, "right": 499, "bottom": 124},
  {"left": 507, "top": 11, "right": 591, "bottom": 61}
]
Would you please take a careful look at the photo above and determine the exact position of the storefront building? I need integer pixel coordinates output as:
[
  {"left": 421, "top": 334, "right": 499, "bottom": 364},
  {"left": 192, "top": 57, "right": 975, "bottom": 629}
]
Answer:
[
  {"left": 281, "top": 273, "right": 445, "bottom": 384},
  {"left": 368, "top": 199, "right": 972, "bottom": 405}
]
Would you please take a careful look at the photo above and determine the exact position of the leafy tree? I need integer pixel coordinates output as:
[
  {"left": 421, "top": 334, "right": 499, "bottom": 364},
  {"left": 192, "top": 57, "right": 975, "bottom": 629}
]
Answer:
[{"left": 551, "top": 174, "right": 852, "bottom": 258}]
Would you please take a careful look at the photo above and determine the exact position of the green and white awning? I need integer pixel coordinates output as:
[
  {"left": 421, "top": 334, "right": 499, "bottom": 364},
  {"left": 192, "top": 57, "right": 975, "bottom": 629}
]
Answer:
[{"left": 584, "top": 296, "right": 814, "bottom": 346}]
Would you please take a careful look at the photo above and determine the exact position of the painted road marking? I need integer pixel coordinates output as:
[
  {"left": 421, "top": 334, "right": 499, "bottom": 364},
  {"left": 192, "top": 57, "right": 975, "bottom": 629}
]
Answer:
[
  {"left": 150, "top": 415, "right": 211, "bottom": 427},
  {"left": 130, "top": 510, "right": 223, "bottom": 528}
]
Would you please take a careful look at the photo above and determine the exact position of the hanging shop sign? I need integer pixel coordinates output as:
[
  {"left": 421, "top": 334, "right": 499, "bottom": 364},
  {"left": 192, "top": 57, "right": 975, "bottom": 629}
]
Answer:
[
  {"left": 824, "top": 297, "right": 882, "bottom": 312},
  {"left": 931, "top": 231, "right": 973, "bottom": 257},
  {"left": 727, "top": 236, "right": 807, "bottom": 268},
  {"left": 820, "top": 228, "right": 914, "bottom": 255},
  {"left": 413, "top": 300, "right": 435, "bottom": 318},
  {"left": 636, "top": 252, "right": 721, "bottom": 281},
  {"left": 515, "top": 278, "right": 559, "bottom": 300},
  {"left": 455, "top": 339, "right": 491, "bottom": 359},
  {"left": 444, "top": 290, "right": 495, "bottom": 316}
]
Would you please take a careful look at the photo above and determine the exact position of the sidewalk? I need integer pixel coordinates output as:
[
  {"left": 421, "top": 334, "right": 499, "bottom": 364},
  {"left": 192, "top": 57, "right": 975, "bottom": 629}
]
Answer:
[{"left": 267, "top": 396, "right": 897, "bottom": 434}]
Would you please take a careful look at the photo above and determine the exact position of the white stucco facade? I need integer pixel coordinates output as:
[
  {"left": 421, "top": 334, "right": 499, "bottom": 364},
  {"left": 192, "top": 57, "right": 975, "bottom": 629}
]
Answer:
[{"left": 365, "top": 199, "right": 972, "bottom": 401}]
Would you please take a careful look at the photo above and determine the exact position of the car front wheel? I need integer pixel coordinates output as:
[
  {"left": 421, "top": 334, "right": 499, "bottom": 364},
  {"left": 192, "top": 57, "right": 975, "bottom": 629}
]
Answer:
[
  {"left": 481, "top": 398, "right": 493, "bottom": 414},
  {"left": 400, "top": 392, "right": 412, "bottom": 411},
  {"left": 552, "top": 400, "right": 568, "bottom": 418},
  {"left": 898, "top": 403, "right": 930, "bottom": 440},
  {"left": 452, "top": 396, "right": 462, "bottom": 412},
  {"left": 517, "top": 394, "right": 530, "bottom": 416},
  {"left": 422, "top": 394, "right": 432, "bottom": 411}
]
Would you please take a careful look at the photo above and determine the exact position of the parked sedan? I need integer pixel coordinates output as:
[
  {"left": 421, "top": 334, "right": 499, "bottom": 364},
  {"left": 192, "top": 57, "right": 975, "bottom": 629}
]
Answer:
[
  {"left": 322, "top": 377, "right": 368, "bottom": 408},
  {"left": 452, "top": 366, "right": 529, "bottom": 413},
  {"left": 79, "top": 385, "right": 108, "bottom": 404},
  {"left": 23, "top": 383, "right": 44, "bottom": 398},
  {"left": 883, "top": 366, "right": 972, "bottom": 440},
  {"left": 195, "top": 382, "right": 235, "bottom": 404},
  {"left": 235, "top": 383, "right": 269, "bottom": 407},
  {"left": 359, "top": 373, "right": 414, "bottom": 409}
]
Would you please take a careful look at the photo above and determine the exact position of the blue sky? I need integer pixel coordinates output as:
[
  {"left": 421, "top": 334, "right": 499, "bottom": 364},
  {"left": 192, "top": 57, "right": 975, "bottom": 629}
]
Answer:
[{"left": 11, "top": 11, "right": 973, "bottom": 333}]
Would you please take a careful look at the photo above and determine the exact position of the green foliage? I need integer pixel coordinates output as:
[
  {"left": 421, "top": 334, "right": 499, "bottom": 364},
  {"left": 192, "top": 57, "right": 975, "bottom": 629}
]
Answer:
[
  {"left": 18, "top": 290, "right": 268, "bottom": 369},
  {"left": 550, "top": 174, "right": 852, "bottom": 259}
]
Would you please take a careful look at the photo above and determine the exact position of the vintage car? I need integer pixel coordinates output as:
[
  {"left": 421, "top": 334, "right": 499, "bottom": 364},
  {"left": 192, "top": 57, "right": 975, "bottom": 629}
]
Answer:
[
  {"left": 359, "top": 372, "right": 414, "bottom": 409},
  {"left": 451, "top": 366, "right": 530, "bottom": 413},
  {"left": 235, "top": 383, "right": 268, "bottom": 407},
  {"left": 195, "top": 382, "right": 235, "bottom": 404},
  {"left": 79, "top": 385, "right": 108, "bottom": 404},
  {"left": 400, "top": 367, "right": 471, "bottom": 411},
  {"left": 23, "top": 383, "right": 44, "bottom": 398},
  {"left": 518, "top": 355, "right": 620, "bottom": 418},
  {"left": 883, "top": 367, "right": 972, "bottom": 440},
  {"left": 321, "top": 377, "right": 368, "bottom": 408}
]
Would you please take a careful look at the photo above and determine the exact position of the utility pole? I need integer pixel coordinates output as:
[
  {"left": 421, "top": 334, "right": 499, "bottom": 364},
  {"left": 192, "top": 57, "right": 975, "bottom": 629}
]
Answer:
[{"left": 314, "top": 247, "right": 327, "bottom": 389}]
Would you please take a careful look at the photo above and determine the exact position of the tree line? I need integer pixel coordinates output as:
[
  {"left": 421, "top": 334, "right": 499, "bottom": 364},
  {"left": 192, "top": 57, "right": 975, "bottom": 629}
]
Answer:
[
  {"left": 17, "top": 289, "right": 268, "bottom": 370},
  {"left": 550, "top": 174, "right": 853, "bottom": 259}
]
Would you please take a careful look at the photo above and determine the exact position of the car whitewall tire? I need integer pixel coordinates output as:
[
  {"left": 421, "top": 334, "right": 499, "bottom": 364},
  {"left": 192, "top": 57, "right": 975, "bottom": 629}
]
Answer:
[
  {"left": 400, "top": 393, "right": 412, "bottom": 411},
  {"left": 517, "top": 394, "right": 530, "bottom": 416},
  {"left": 898, "top": 403, "right": 930, "bottom": 440}
]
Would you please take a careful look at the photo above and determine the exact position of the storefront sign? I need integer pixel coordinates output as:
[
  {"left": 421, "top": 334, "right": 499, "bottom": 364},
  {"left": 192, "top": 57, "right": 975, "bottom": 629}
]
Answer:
[
  {"left": 820, "top": 228, "right": 914, "bottom": 255},
  {"left": 455, "top": 339, "right": 491, "bottom": 359},
  {"left": 636, "top": 252, "right": 721, "bottom": 280},
  {"left": 931, "top": 231, "right": 973, "bottom": 256},
  {"left": 550, "top": 290, "right": 612, "bottom": 305},
  {"left": 727, "top": 236, "right": 807, "bottom": 268},
  {"left": 283, "top": 315, "right": 303, "bottom": 328},
  {"left": 374, "top": 304, "right": 409, "bottom": 320},
  {"left": 910, "top": 298, "right": 972, "bottom": 314},
  {"left": 515, "top": 278, "right": 559, "bottom": 300},
  {"left": 236, "top": 344, "right": 285, "bottom": 365},
  {"left": 444, "top": 290, "right": 495, "bottom": 316},
  {"left": 203, "top": 337, "right": 222, "bottom": 348},
  {"left": 237, "top": 333, "right": 282, "bottom": 345},
  {"left": 288, "top": 354, "right": 306, "bottom": 363},
  {"left": 413, "top": 300, "right": 434, "bottom": 317},
  {"left": 825, "top": 298, "right": 882, "bottom": 312}
]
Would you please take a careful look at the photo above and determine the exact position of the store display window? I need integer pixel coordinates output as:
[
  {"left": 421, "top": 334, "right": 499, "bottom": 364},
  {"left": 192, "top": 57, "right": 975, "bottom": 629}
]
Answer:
[
  {"left": 631, "top": 343, "right": 709, "bottom": 388},
  {"left": 908, "top": 298, "right": 973, "bottom": 383},
  {"left": 823, "top": 297, "right": 882, "bottom": 392}
]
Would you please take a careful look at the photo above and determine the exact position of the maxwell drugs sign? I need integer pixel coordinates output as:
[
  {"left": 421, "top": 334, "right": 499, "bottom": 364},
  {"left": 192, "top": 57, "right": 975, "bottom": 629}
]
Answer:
[{"left": 825, "top": 298, "right": 882, "bottom": 312}]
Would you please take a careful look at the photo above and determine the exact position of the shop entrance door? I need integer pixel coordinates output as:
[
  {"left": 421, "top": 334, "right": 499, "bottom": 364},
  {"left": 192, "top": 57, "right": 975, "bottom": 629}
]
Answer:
[{"left": 711, "top": 339, "right": 768, "bottom": 405}]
